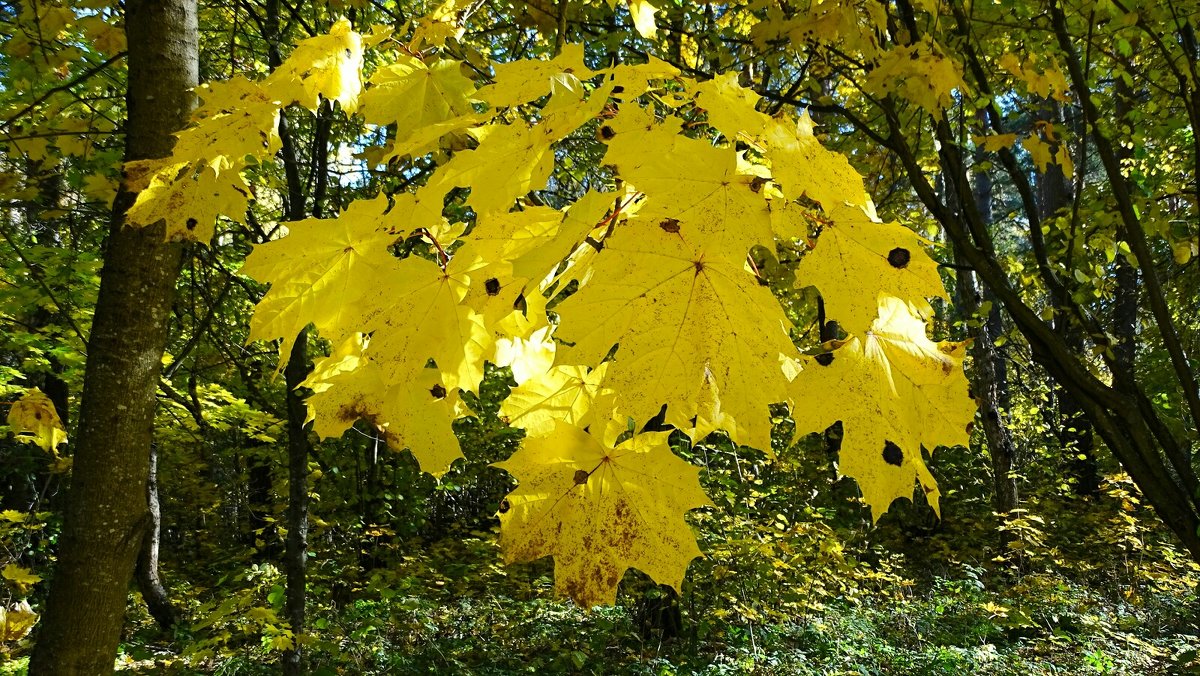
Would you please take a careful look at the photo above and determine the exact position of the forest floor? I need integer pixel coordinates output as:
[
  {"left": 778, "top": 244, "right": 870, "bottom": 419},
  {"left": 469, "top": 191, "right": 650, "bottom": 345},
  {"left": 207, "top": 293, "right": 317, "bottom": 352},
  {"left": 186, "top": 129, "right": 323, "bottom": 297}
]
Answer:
[
  {"left": 101, "top": 523, "right": 1200, "bottom": 674},
  {"left": 5, "top": 463, "right": 1200, "bottom": 674}
]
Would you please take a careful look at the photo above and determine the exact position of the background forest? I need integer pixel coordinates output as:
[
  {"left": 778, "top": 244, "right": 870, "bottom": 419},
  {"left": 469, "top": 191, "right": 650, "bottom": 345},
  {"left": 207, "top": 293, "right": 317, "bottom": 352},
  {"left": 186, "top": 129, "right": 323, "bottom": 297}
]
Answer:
[{"left": 3, "top": 0, "right": 1200, "bottom": 674}]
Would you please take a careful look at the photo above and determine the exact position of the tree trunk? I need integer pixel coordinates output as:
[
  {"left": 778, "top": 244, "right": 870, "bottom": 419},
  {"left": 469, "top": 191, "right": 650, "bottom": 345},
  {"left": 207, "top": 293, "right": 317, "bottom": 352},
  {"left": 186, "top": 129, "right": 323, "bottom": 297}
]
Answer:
[
  {"left": 247, "top": 448, "right": 276, "bottom": 556},
  {"left": 283, "top": 332, "right": 311, "bottom": 675},
  {"left": 1112, "top": 57, "right": 1140, "bottom": 373},
  {"left": 135, "top": 445, "right": 177, "bottom": 631},
  {"left": 940, "top": 145, "right": 1020, "bottom": 517},
  {"left": 29, "top": 0, "right": 197, "bottom": 672},
  {"left": 261, "top": 5, "right": 320, "bottom": 671},
  {"left": 1036, "top": 99, "right": 1099, "bottom": 497},
  {"left": 964, "top": 165, "right": 1020, "bottom": 515}
]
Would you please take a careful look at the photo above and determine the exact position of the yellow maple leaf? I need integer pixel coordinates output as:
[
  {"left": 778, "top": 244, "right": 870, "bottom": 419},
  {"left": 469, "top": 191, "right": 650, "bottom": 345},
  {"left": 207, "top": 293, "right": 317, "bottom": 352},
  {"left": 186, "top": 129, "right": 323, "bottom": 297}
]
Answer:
[
  {"left": 762, "top": 115, "right": 870, "bottom": 211},
  {"left": 627, "top": 0, "right": 659, "bottom": 39},
  {"left": 866, "top": 38, "right": 968, "bottom": 117},
  {"left": 556, "top": 224, "right": 797, "bottom": 451},
  {"left": 357, "top": 254, "right": 492, "bottom": 392},
  {"left": 998, "top": 53, "right": 1071, "bottom": 103},
  {"left": 972, "top": 133, "right": 1019, "bottom": 153},
  {"left": 790, "top": 297, "right": 974, "bottom": 519},
  {"left": 795, "top": 203, "right": 946, "bottom": 336},
  {"left": 425, "top": 84, "right": 610, "bottom": 216},
  {"left": 361, "top": 56, "right": 476, "bottom": 133},
  {"left": 6, "top": 388, "right": 67, "bottom": 452},
  {"left": 0, "top": 600, "right": 37, "bottom": 643},
  {"left": 242, "top": 195, "right": 403, "bottom": 362},
  {"left": 1, "top": 564, "right": 41, "bottom": 591},
  {"left": 693, "top": 72, "right": 768, "bottom": 140},
  {"left": 477, "top": 44, "right": 592, "bottom": 109},
  {"left": 495, "top": 423, "right": 711, "bottom": 607},
  {"left": 303, "top": 338, "right": 466, "bottom": 476},
  {"left": 601, "top": 59, "right": 681, "bottom": 99},
  {"left": 124, "top": 160, "right": 250, "bottom": 242},
  {"left": 266, "top": 17, "right": 363, "bottom": 112},
  {"left": 489, "top": 288, "right": 556, "bottom": 384},
  {"left": 1022, "top": 132, "right": 1074, "bottom": 177},
  {"left": 78, "top": 14, "right": 126, "bottom": 55},
  {"left": 173, "top": 77, "right": 282, "bottom": 172},
  {"left": 408, "top": 0, "right": 470, "bottom": 50},
  {"left": 379, "top": 112, "right": 493, "bottom": 164},
  {"left": 500, "top": 363, "right": 611, "bottom": 437},
  {"left": 494, "top": 323, "right": 556, "bottom": 385},
  {"left": 602, "top": 106, "right": 775, "bottom": 258}
]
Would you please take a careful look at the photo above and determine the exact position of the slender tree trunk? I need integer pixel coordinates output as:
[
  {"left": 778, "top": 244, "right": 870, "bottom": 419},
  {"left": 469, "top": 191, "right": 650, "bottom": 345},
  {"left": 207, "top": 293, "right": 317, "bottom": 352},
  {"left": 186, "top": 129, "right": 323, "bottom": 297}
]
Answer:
[
  {"left": 283, "top": 332, "right": 311, "bottom": 676},
  {"left": 1036, "top": 99, "right": 1099, "bottom": 497},
  {"left": 136, "top": 445, "right": 177, "bottom": 630},
  {"left": 961, "top": 165, "right": 1019, "bottom": 515},
  {"left": 945, "top": 147, "right": 1019, "bottom": 518},
  {"left": 30, "top": 0, "right": 197, "bottom": 672},
  {"left": 261, "top": 4, "right": 321, "bottom": 670},
  {"left": 248, "top": 451, "right": 275, "bottom": 555},
  {"left": 1112, "top": 57, "right": 1140, "bottom": 373}
]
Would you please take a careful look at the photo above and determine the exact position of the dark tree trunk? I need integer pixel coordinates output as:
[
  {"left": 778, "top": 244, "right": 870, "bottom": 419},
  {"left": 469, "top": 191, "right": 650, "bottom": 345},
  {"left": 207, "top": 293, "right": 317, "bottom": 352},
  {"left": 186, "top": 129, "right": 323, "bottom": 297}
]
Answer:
[
  {"left": 1036, "top": 99, "right": 1099, "bottom": 497},
  {"left": 963, "top": 165, "right": 1020, "bottom": 515},
  {"left": 941, "top": 146, "right": 1020, "bottom": 517},
  {"left": 261, "top": 7, "right": 323, "bottom": 672},
  {"left": 248, "top": 450, "right": 275, "bottom": 555},
  {"left": 136, "top": 445, "right": 178, "bottom": 631},
  {"left": 283, "top": 332, "right": 312, "bottom": 675},
  {"left": 29, "top": 0, "right": 197, "bottom": 672},
  {"left": 1112, "top": 59, "right": 1140, "bottom": 374},
  {"left": 635, "top": 585, "right": 683, "bottom": 640}
]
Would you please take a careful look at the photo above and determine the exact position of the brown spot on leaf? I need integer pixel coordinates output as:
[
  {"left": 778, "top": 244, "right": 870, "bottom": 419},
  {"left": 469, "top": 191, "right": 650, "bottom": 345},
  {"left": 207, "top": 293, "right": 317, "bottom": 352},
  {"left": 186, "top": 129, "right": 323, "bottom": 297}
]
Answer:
[
  {"left": 336, "top": 401, "right": 371, "bottom": 423},
  {"left": 815, "top": 352, "right": 835, "bottom": 366},
  {"left": 186, "top": 217, "right": 198, "bottom": 231},
  {"left": 659, "top": 218, "right": 681, "bottom": 233},
  {"left": 887, "top": 247, "right": 911, "bottom": 269},
  {"left": 598, "top": 125, "right": 616, "bottom": 141},
  {"left": 574, "top": 469, "right": 590, "bottom": 485},
  {"left": 498, "top": 499, "right": 510, "bottom": 514},
  {"left": 485, "top": 277, "right": 501, "bottom": 296},
  {"left": 749, "top": 176, "right": 768, "bottom": 193},
  {"left": 883, "top": 441, "right": 903, "bottom": 466},
  {"left": 430, "top": 384, "right": 447, "bottom": 399}
]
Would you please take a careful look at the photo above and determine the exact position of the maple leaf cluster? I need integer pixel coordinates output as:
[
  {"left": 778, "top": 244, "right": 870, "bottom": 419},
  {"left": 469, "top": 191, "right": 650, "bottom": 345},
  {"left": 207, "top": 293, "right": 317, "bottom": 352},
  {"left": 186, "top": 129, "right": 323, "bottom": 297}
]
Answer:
[{"left": 120, "top": 22, "right": 975, "bottom": 608}]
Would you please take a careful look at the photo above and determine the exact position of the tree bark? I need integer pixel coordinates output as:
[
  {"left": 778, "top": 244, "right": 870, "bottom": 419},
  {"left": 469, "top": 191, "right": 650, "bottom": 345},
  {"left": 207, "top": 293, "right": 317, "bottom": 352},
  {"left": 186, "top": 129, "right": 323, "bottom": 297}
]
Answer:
[
  {"left": 1035, "top": 99, "right": 1099, "bottom": 497},
  {"left": 135, "top": 445, "right": 177, "bottom": 631},
  {"left": 29, "top": 0, "right": 197, "bottom": 672},
  {"left": 962, "top": 165, "right": 1020, "bottom": 515},
  {"left": 283, "top": 332, "right": 311, "bottom": 676}
]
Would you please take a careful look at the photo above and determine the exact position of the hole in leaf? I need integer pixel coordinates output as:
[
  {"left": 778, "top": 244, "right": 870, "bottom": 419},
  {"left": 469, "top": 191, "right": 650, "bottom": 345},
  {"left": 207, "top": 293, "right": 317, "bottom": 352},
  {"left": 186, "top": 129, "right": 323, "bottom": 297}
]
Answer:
[
  {"left": 429, "top": 384, "right": 447, "bottom": 399},
  {"left": 498, "top": 499, "right": 510, "bottom": 514},
  {"left": 485, "top": 278, "right": 501, "bottom": 296}
]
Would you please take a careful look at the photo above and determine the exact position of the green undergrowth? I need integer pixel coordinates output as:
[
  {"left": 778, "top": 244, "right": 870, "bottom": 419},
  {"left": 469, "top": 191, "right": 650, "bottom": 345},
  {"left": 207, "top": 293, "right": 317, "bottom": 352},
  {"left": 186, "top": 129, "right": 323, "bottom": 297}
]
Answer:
[{"left": 94, "top": 516, "right": 1200, "bottom": 675}]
